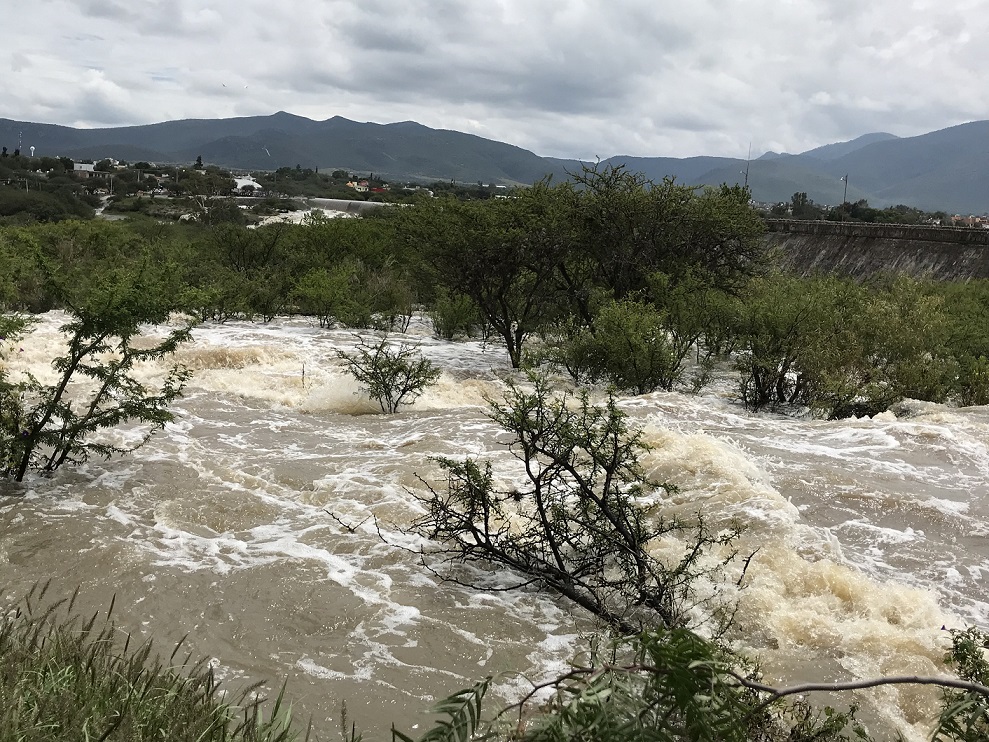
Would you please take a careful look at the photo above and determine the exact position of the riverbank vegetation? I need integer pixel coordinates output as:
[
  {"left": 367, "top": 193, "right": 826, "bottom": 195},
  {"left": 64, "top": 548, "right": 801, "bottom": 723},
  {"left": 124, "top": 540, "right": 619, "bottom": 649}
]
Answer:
[
  {"left": 0, "top": 235, "right": 193, "bottom": 481},
  {"left": 0, "top": 583, "right": 302, "bottom": 741},
  {"left": 6, "top": 164, "right": 986, "bottom": 418},
  {"left": 4, "top": 166, "right": 989, "bottom": 470},
  {"left": 4, "top": 165, "right": 989, "bottom": 738}
]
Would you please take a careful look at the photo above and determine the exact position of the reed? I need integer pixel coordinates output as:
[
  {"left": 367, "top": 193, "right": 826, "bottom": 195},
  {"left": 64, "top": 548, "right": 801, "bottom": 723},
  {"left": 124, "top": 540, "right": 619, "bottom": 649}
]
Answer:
[{"left": 0, "top": 582, "right": 306, "bottom": 742}]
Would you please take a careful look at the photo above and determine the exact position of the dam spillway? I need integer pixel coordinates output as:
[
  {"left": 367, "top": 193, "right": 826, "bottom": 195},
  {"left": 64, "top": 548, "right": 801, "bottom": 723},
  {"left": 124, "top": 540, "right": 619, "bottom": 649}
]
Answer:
[{"left": 765, "top": 219, "right": 989, "bottom": 280}]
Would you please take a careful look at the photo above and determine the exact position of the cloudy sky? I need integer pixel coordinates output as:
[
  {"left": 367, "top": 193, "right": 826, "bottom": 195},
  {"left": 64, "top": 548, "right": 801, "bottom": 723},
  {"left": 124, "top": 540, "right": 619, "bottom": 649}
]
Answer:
[{"left": 6, "top": 0, "right": 988, "bottom": 160}]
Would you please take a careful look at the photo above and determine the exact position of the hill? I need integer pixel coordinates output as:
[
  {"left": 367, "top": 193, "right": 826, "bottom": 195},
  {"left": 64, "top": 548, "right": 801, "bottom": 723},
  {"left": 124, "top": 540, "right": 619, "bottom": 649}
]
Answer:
[
  {"left": 1, "top": 114, "right": 986, "bottom": 213},
  {"left": 798, "top": 132, "right": 899, "bottom": 161}
]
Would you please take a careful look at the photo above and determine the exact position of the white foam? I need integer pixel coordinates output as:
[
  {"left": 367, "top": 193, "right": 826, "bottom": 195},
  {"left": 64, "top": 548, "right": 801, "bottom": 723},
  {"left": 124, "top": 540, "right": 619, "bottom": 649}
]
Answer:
[{"left": 7, "top": 309, "right": 989, "bottom": 739}]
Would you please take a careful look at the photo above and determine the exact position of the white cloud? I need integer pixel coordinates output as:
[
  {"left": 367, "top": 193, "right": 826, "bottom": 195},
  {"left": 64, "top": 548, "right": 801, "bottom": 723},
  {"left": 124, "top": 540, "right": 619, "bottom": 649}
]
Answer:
[{"left": 3, "top": 0, "right": 988, "bottom": 159}]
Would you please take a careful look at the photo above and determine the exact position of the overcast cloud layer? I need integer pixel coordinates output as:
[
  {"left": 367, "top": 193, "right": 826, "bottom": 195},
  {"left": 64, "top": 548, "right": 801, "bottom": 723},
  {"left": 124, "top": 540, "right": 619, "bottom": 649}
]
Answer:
[{"left": 6, "top": 0, "right": 988, "bottom": 159}]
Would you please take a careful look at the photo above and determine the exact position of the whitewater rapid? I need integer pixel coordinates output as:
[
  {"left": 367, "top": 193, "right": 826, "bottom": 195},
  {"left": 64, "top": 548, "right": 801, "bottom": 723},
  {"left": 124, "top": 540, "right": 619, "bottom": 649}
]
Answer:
[{"left": 2, "top": 312, "right": 986, "bottom": 740}]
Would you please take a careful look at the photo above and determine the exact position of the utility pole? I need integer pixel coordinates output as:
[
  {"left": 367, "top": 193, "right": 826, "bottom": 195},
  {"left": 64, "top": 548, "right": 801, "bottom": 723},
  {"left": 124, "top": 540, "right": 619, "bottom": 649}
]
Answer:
[
  {"left": 744, "top": 142, "right": 751, "bottom": 188},
  {"left": 841, "top": 174, "right": 849, "bottom": 204}
]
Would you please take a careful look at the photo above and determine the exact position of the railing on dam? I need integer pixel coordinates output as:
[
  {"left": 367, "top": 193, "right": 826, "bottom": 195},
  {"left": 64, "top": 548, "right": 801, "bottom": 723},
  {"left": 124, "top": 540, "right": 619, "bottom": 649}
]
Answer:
[{"left": 764, "top": 219, "right": 989, "bottom": 246}]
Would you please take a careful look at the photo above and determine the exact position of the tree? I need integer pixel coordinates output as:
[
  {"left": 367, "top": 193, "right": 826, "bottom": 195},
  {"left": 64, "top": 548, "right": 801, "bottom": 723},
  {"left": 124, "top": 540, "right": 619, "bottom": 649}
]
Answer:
[
  {"left": 337, "top": 336, "right": 440, "bottom": 413},
  {"left": 568, "top": 165, "right": 768, "bottom": 314},
  {"left": 183, "top": 170, "right": 236, "bottom": 223},
  {"left": 206, "top": 222, "right": 283, "bottom": 274},
  {"left": 0, "top": 263, "right": 192, "bottom": 482},
  {"left": 677, "top": 183, "right": 769, "bottom": 288},
  {"left": 399, "top": 183, "right": 574, "bottom": 368},
  {"left": 788, "top": 191, "right": 826, "bottom": 220},
  {"left": 410, "top": 374, "right": 740, "bottom": 633},
  {"left": 292, "top": 266, "right": 354, "bottom": 328}
]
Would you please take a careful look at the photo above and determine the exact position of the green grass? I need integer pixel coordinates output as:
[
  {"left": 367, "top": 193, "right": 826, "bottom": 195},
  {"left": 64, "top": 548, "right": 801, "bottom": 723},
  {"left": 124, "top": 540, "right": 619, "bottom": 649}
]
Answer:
[{"left": 0, "top": 582, "right": 307, "bottom": 742}]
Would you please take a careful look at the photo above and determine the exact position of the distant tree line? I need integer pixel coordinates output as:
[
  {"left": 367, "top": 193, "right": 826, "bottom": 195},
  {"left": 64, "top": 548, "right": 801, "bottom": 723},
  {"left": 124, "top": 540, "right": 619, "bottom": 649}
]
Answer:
[
  {"left": 771, "top": 190, "right": 956, "bottom": 224},
  {"left": 0, "top": 153, "right": 99, "bottom": 223}
]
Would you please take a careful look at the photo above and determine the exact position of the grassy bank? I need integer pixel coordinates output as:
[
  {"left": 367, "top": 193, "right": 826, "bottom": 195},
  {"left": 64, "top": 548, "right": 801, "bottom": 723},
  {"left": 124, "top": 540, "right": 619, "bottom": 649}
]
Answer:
[{"left": 0, "top": 582, "right": 305, "bottom": 742}]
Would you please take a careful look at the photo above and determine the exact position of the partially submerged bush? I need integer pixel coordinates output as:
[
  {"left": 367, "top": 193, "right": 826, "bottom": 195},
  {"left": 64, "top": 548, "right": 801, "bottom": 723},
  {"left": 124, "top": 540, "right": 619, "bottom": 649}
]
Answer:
[
  {"left": 428, "top": 288, "right": 478, "bottom": 340},
  {"left": 411, "top": 373, "right": 739, "bottom": 633},
  {"left": 1, "top": 265, "right": 192, "bottom": 482},
  {"left": 550, "top": 299, "right": 683, "bottom": 394},
  {"left": 734, "top": 275, "right": 957, "bottom": 418},
  {"left": 337, "top": 336, "right": 440, "bottom": 413}
]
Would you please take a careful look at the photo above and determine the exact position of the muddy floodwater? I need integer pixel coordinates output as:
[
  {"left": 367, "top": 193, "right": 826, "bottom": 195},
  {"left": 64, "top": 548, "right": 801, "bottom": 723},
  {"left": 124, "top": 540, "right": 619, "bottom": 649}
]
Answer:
[{"left": 3, "top": 313, "right": 988, "bottom": 740}]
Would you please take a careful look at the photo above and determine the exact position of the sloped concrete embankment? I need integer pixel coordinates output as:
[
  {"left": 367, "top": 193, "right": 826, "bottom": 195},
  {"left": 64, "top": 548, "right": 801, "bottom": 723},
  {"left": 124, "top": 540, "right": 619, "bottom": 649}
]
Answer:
[
  {"left": 302, "top": 198, "right": 390, "bottom": 215},
  {"left": 765, "top": 220, "right": 989, "bottom": 280}
]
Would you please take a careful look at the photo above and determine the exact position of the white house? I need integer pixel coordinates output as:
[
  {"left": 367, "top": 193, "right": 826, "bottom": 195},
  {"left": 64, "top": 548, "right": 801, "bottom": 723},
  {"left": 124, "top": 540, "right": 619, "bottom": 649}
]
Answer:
[{"left": 234, "top": 176, "right": 264, "bottom": 193}]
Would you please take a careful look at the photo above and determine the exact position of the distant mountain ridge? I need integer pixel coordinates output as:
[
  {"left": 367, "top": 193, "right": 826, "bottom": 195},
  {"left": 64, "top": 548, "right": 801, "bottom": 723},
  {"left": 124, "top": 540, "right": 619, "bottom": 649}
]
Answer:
[
  {"left": 799, "top": 132, "right": 900, "bottom": 160},
  {"left": 1, "top": 113, "right": 986, "bottom": 213}
]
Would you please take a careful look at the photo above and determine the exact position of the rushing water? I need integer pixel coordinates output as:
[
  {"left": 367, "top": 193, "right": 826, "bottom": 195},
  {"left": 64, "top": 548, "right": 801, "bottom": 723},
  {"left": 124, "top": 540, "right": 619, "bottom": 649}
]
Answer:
[{"left": 2, "top": 312, "right": 987, "bottom": 740}]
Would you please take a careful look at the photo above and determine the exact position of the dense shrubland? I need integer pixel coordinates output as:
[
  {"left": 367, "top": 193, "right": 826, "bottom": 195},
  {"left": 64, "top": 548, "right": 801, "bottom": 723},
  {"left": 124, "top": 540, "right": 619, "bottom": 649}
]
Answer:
[
  {"left": 5, "top": 166, "right": 989, "bottom": 738},
  {"left": 4, "top": 165, "right": 989, "bottom": 469}
]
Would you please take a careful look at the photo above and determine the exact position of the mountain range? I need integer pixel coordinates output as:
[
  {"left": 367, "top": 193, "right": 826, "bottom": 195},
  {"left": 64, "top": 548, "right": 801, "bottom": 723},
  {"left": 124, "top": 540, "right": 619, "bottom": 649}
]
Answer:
[{"left": 2, "top": 113, "right": 986, "bottom": 214}]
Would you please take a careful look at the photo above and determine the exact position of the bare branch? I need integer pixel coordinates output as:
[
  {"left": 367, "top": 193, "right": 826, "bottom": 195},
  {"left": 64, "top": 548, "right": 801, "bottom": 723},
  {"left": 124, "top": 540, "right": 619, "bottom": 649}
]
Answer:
[
  {"left": 323, "top": 510, "right": 370, "bottom": 534},
  {"left": 729, "top": 670, "right": 989, "bottom": 713}
]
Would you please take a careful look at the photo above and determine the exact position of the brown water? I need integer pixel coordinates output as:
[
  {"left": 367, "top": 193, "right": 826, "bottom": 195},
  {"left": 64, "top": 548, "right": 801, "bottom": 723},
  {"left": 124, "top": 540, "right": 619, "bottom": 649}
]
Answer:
[{"left": 3, "top": 312, "right": 987, "bottom": 740}]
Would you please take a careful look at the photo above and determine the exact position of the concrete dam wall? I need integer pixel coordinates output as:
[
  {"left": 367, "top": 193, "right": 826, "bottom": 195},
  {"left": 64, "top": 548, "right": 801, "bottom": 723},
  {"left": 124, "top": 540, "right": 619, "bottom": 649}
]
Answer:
[
  {"left": 765, "top": 219, "right": 989, "bottom": 281},
  {"left": 301, "top": 197, "right": 390, "bottom": 215}
]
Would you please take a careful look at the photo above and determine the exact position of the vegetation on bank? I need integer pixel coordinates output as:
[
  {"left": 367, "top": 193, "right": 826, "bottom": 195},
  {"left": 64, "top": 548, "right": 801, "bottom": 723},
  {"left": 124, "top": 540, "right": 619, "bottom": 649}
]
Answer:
[
  {"left": 4, "top": 165, "right": 989, "bottom": 738},
  {"left": 3, "top": 164, "right": 989, "bottom": 472},
  {"left": 770, "top": 190, "right": 957, "bottom": 224},
  {"left": 0, "top": 583, "right": 302, "bottom": 742}
]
